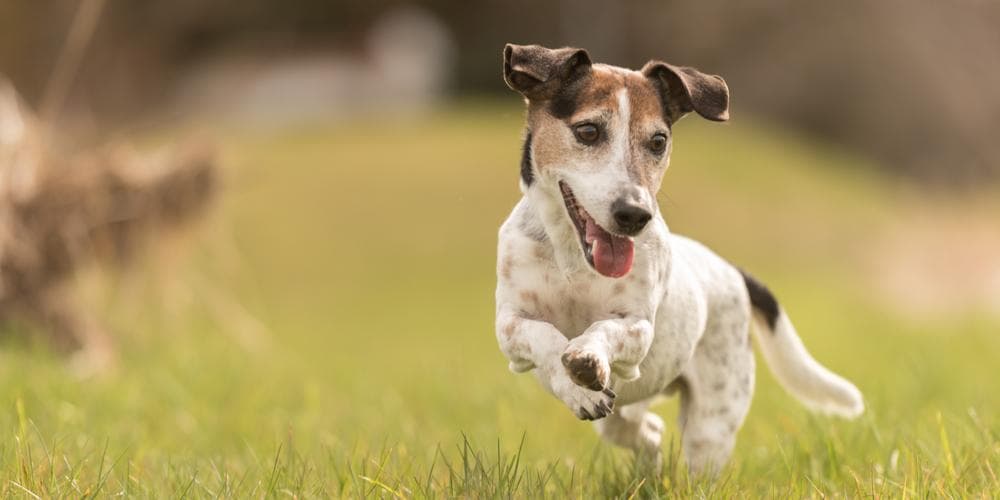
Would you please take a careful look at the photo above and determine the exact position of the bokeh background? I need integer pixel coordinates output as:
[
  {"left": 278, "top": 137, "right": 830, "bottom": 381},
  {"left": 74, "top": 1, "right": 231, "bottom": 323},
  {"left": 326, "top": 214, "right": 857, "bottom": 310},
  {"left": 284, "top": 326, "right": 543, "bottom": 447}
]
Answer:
[{"left": 1, "top": 1, "right": 998, "bottom": 496}]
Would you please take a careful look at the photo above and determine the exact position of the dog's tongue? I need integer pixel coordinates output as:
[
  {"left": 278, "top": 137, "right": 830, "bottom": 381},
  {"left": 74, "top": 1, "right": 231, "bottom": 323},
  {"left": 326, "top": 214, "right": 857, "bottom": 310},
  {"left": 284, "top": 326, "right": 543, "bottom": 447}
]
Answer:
[{"left": 585, "top": 218, "right": 634, "bottom": 278}]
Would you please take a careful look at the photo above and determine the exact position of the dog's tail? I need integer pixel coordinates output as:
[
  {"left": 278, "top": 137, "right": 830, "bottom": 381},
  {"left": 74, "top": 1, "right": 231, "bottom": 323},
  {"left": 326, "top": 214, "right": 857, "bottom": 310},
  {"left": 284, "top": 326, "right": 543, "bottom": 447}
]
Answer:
[{"left": 740, "top": 270, "right": 864, "bottom": 418}]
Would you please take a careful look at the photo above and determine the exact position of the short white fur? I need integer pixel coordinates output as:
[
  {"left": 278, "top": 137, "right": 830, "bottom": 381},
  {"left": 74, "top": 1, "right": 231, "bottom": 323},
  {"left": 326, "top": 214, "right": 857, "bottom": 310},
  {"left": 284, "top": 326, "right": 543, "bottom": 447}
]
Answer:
[{"left": 495, "top": 61, "right": 863, "bottom": 477}]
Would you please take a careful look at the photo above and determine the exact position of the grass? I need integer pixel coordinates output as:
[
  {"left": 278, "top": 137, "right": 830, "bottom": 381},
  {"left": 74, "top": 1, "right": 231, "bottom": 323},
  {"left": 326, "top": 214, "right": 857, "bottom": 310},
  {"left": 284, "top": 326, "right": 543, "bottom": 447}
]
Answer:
[{"left": 1, "top": 100, "right": 998, "bottom": 497}]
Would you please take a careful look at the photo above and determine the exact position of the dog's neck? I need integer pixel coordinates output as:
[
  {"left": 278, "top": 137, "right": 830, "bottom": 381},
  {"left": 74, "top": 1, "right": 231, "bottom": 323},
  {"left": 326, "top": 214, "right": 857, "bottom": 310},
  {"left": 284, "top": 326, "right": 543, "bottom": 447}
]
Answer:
[{"left": 525, "top": 187, "right": 587, "bottom": 278}]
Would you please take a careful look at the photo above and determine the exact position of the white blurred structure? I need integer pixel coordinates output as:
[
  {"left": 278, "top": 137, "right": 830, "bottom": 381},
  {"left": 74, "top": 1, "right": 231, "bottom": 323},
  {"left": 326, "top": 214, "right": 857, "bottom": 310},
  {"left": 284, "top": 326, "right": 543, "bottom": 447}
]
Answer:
[
  {"left": 0, "top": 78, "right": 26, "bottom": 150},
  {"left": 172, "top": 6, "right": 456, "bottom": 125}
]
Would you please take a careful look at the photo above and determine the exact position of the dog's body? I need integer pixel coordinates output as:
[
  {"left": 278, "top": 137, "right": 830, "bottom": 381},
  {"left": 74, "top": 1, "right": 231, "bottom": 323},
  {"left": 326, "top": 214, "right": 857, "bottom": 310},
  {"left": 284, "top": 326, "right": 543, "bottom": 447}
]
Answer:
[{"left": 494, "top": 44, "right": 863, "bottom": 475}]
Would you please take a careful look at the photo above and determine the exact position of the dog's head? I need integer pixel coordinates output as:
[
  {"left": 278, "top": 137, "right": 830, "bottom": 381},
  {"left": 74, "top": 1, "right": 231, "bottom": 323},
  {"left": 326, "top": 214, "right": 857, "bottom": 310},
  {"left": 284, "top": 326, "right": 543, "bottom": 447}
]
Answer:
[{"left": 503, "top": 43, "right": 729, "bottom": 278}]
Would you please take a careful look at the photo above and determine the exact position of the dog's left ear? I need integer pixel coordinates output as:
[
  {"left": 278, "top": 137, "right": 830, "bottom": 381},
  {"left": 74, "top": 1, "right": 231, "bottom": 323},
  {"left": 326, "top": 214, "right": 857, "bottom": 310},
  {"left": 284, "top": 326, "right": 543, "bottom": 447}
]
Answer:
[
  {"left": 642, "top": 61, "right": 729, "bottom": 123},
  {"left": 503, "top": 44, "right": 592, "bottom": 100}
]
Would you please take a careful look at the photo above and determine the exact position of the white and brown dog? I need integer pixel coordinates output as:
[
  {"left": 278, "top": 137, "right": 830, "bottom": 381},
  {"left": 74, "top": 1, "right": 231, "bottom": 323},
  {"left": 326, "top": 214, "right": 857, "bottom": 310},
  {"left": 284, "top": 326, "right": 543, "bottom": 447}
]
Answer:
[{"left": 494, "top": 44, "right": 864, "bottom": 476}]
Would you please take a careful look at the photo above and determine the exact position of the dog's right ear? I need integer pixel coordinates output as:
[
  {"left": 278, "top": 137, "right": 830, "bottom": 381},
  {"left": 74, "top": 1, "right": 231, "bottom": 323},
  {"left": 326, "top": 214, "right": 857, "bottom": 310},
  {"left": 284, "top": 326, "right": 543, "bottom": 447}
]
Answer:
[
  {"left": 503, "top": 44, "right": 592, "bottom": 100},
  {"left": 642, "top": 61, "right": 729, "bottom": 123}
]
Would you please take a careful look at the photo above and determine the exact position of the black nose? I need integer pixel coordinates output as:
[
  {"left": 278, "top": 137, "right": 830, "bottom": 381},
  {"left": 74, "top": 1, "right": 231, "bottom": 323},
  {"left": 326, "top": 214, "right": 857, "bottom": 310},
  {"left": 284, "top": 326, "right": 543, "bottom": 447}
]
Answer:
[{"left": 611, "top": 199, "right": 652, "bottom": 235}]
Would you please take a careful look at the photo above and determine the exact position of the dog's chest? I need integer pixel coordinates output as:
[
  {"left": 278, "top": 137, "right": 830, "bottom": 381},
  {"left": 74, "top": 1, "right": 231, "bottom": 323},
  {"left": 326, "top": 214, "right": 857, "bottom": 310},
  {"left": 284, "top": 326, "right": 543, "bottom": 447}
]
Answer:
[
  {"left": 503, "top": 231, "right": 664, "bottom": 339},
  {"left": 519, "top": 263, "right": 656, "bottom": 338}
]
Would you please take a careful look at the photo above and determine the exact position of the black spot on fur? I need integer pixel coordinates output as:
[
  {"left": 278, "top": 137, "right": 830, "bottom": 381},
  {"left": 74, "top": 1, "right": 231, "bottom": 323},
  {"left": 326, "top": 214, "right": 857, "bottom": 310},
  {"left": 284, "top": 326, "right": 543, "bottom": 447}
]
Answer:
[
  {"left": 547, "top": 76, "right": 591, "bottom": 119},
  {"left": 549, "top": 94, "right": 576, "bottom": 119},
  {"left": 520, "top": 132, "right": 534, "bottom": 186},
  {"left": 739, "top": 269, "right": 780, "bottom": 331}
]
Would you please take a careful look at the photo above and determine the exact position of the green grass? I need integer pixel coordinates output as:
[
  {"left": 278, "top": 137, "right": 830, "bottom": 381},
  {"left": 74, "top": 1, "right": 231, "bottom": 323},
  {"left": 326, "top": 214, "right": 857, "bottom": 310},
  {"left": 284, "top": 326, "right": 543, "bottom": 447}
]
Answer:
[{"left": 1, "top": 101, "right": 998, "bottom": 497}]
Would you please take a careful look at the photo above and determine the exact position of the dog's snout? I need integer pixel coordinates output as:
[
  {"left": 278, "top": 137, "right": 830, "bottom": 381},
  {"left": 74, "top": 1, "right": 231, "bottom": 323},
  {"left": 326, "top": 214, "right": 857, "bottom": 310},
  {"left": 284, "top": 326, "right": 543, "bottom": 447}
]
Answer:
[{"left": 611, "top": 199, "right": 652, "bottom": 235}]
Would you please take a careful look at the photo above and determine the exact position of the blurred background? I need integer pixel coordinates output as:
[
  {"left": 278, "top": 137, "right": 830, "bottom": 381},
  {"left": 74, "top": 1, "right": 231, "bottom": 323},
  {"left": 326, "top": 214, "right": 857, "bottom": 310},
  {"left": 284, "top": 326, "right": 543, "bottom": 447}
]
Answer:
[
  {"left": 0, "top": 0, "right": 998, "bottom": 495},
  {"left": 5, "top": 0, "right": 1000, "bottom": 181}
]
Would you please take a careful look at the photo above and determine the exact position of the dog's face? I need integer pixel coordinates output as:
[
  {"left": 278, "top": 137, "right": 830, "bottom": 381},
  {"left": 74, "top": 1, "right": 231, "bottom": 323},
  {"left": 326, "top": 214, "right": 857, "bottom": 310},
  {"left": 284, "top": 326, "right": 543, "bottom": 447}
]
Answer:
[{"left": 504, "top": 44, "right": 730, "bottom": 278}]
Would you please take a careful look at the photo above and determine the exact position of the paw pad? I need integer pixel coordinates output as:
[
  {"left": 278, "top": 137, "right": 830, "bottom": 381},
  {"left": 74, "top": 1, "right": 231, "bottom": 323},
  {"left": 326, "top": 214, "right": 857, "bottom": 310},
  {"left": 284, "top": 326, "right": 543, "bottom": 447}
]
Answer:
[{"left": 562, "top": 350, "right": 610, "bottom": 391}]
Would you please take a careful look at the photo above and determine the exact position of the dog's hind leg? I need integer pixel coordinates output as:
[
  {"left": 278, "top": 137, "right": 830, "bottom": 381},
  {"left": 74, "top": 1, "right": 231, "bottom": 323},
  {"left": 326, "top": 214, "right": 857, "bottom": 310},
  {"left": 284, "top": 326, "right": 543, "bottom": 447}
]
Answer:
[
  {"left": 594, "top": 399, "right": 664, "bottom": 473},
  {"left": 676, "top": 313, "right": 755, "bottom": 477},
  {"left": 14, "top": 287, "right": 115, "bottom": 376}
]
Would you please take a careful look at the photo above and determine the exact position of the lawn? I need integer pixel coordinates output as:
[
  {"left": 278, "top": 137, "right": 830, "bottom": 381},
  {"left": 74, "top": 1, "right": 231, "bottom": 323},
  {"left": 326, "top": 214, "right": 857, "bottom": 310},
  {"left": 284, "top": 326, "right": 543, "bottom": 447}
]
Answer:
[{"left": 1, "top": 101, "right": 997, "bottom": 497}]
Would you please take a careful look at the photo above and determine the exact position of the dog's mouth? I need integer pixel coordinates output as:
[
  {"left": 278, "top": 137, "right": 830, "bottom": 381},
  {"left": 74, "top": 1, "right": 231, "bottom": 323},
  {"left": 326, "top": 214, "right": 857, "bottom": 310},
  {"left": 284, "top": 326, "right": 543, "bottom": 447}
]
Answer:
[{"left": 559, "top": 181, "right": 635, "bottom": 278}]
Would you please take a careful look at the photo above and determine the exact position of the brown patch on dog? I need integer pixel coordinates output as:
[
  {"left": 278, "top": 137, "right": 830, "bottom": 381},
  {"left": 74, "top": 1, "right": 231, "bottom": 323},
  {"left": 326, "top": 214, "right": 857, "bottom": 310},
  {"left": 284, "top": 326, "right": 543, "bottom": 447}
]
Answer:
[
  {"left": 532, "top": 243, "right": 549, "bottom": 261},
  {"left": 518, "top": 291, "right": 553, "bottom": 319},
  {"left": 509, "top": 339, "right": 530, "bottom": 356},
  {"left": 717, "top": 353, "right": 730, "bottom": 367},
  {"left": 500, "top": 256, "right": 514, "bottom": 281},
  {"left": 508, "top": 46, "right": 727, "bottom": 203},
  {"left": 542, "top": 304, "right": 556, "bottom": 318},
  {"left": 527, "top": 66, "right": 624, "bottom": 173},
  {"left": 527, "top": 66, "right": 672, "bottom": 195},
  {"left": 564, "top": 297, "right": 579, "bottom": 319},
  {"left": 613, "top": 282, "right": 626, "bottom": 294},
  {"left": 546, "top": 65, "right": 621, "bottom": 120},
  {"left": 624, "top": 72, "right": 670, "bottom": 190},
  {"left": 504, "top": 243, "right": 517, "bottom": 260},
  {"left": 502, "top": 318, "right": 521, "bottom": 338}
]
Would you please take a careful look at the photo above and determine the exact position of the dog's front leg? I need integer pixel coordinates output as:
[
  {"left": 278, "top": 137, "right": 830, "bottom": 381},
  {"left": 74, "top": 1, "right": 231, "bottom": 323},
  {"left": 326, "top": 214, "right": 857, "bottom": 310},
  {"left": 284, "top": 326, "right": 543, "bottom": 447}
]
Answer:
[
  {"left": 496, "top": 312, "right": 616, "bottom": 420},
  {"left": 562, "top": 318, "right": 654, "bottom": 390}
]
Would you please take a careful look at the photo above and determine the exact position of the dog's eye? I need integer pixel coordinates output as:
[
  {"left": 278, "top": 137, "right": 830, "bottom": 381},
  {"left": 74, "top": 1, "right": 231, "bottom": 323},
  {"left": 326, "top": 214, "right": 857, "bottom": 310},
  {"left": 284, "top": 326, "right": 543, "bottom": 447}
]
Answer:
[
  {"left": 573, "top": 123, "right": 600, "bottom": 144},
  {"left": 649, "top": 133, "right": 668, "bottom": 154}
]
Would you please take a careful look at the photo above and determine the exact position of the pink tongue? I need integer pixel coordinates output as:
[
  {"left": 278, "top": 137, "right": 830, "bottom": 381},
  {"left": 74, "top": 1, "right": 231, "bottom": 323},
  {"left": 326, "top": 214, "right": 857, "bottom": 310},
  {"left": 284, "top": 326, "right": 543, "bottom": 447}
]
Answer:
[{"left": 585, "top": 219, "right": 634, "bottom": 278}]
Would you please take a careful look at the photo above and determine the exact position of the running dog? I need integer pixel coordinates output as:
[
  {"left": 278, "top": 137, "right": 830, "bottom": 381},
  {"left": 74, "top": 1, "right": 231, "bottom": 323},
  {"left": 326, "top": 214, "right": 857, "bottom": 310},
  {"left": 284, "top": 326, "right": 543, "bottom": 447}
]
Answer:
[{"left": 494, "top": 43, "right": 863, "bottom": 475}]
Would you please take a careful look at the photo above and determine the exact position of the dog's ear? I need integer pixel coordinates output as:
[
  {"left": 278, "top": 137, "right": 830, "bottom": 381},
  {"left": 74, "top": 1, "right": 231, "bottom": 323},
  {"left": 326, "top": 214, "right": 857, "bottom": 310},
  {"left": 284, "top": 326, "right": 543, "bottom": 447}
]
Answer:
[
  {"left": 503, "top": 44, "right": 592, "bottom": 100},
  {"left": 642, "top": 61, "right": 729, "bottom": 123}
]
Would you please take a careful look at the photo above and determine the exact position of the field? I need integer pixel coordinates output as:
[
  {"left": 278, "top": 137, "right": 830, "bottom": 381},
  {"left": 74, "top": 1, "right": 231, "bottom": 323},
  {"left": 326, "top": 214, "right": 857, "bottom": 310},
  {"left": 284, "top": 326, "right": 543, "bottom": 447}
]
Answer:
[{"left": 1, "top": 101, "right": 998, "bottom": 497}]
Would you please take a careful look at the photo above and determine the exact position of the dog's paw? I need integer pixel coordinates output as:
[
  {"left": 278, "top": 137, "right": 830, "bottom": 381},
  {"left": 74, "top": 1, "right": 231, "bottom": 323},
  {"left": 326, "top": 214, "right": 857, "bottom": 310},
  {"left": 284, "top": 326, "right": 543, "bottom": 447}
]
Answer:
[
  {"left": 640, "top": 412, "right": 665, "bottom": 448},
  {"left": 555, "top": 380, "right": 617, "bottom": 420},
  {"left": 561, "top": 346, "right": 611, "bottom": 391}
]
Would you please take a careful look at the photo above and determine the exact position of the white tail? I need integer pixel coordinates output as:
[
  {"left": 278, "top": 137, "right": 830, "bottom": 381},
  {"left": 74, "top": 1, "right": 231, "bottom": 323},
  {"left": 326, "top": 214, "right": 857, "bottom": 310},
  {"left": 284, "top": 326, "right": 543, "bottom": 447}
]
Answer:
[{"left": 751, "top": 310, "right": 864, "bottom": 418}]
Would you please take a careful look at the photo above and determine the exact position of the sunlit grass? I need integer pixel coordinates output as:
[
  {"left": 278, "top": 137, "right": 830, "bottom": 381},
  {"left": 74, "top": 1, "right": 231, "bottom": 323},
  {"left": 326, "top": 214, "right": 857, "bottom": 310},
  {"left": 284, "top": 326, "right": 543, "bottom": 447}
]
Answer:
[{"left": 1, "top": 101, "right": 997, "bottom": 496}]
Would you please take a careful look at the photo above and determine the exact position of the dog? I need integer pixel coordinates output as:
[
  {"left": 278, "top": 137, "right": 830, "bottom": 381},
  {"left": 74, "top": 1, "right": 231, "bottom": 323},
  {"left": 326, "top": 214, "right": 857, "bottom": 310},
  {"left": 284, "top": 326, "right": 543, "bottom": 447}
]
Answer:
[
  {"left": 494, "top": 44, "right": 864, "bottom": 476},
  {"left": 0, "top": 77, "right": 217, "bottom": 373}
]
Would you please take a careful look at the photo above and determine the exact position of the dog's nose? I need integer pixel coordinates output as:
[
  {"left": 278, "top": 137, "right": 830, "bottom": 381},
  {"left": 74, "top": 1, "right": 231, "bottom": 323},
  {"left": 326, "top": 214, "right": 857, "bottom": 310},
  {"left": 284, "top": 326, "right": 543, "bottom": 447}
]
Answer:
[{"left": 611, "top": 199, "right": 652, "bottom": 235}]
